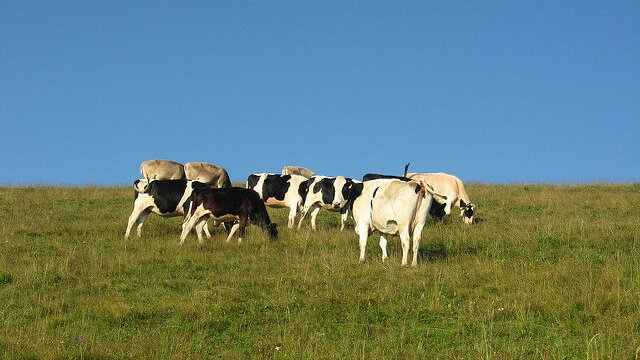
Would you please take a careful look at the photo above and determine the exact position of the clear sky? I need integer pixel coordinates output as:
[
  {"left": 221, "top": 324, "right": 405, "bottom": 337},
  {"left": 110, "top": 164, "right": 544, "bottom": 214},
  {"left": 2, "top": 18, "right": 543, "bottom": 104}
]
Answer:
[{"left": 2, "top": 1, "right": 639, "bottom": 185}]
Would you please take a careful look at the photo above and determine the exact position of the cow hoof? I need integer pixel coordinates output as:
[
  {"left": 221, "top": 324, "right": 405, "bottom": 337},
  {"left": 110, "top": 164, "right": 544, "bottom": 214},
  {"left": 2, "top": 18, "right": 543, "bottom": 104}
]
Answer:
[{"left": 359, "top": 259, "right": 366, "bottom": 264}]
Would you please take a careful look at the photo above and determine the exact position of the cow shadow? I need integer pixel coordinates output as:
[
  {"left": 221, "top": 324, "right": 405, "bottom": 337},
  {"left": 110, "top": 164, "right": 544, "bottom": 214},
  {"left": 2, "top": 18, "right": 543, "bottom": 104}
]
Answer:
[
  {"left": 418, "top": 242, "right": 449, "bottom": 262},
  {"left": 418, "top": 242, "right": 482, "bottom": 262}
]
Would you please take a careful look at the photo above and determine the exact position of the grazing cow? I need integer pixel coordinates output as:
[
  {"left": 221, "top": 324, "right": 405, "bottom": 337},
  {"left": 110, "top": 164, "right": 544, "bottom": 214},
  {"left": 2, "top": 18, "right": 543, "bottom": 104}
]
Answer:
[
  {"left": 140, "top": 160, "right": 185, "bottom": 184},
  {"left": 406, "top": 172, "right": 475, "bottom": 224},
  {"left": 180, "top": 187, "right": 277, "bottom": 244},
  {"left": 350, "top": 178, "right": 447, "bottom": 266},
  {"left": 246, "top": 173, "right": 309, "bottom": 228},
  {"left": 184, "top": 162, "right": 232, "bottom": 188},
  {"left": 125, "top": 179, "right": 210, "bottom": 239},
  {"left": 281, "top": 165, "right": 315, "bottom": 179},
  {"left": 297, "top": 176, "right": 360, "bottom": 230}
]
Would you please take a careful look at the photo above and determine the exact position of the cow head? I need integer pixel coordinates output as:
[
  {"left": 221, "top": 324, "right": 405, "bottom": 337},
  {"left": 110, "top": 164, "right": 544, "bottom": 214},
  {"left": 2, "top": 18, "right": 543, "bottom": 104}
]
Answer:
[
  {"left": 343, "top": 179, "right": 363, "bottom": 207},
  {"left": 246, "top": 174, "right": 260, "bottom": 190},
  {"left": 333, "top": 176, "right": 353, "bottom": 209},
  {"left": 459, "top": 200, "right": 475, "bottom": 224},
  {"left": 266, "top": 222, "right": 278, "bottom": 240},
  {"left": 133, "top": 179, "right": 150, "bottom": 193}
]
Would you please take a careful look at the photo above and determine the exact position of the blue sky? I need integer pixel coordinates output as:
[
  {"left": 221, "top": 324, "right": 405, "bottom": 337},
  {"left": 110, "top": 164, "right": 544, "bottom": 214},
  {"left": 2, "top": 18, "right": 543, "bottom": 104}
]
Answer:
[{"left": 1, "top": 1, "right": 638, "bottom": 185}]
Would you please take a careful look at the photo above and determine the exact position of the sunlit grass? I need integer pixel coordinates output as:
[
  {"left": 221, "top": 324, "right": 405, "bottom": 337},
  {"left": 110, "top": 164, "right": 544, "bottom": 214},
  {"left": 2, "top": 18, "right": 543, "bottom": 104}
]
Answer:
[{"left": 1, "top": 184, "right": 639, "bottom": 358}]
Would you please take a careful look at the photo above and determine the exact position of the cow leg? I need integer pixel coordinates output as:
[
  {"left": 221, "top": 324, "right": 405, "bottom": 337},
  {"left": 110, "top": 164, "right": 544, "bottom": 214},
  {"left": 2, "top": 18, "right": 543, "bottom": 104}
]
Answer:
[
  {"left": 399, "top": 229, "right": 411, "bottom": 267},
  {"left": 340, "top": 207, "right": 349, "bottom": 231},
  {"left": 125, "top": 205, "right": 146, "bottom": 239},
  {"left": 180, "top": 212, "right": 200, "bottom": 245},
  {"left": 226, "top": 223, "right": 240, "bottom": 243},
  {"left": 236, "top": 217, "right": 248, "bottom": 243},
  {"left": 203, "top": 219, "right": 212, "bottom": 238},
  {"left": 134, "top": 210, "right": 151, "bottom": 237},
  {"left": 379, "top": 234, "right": 388, "bottom": 262},
  {"left": 309, "top": 206, "right": 322, "bottom": 231},
  {"left": 411, "top": 222, "right": 427, "bottom": 267},
  {"left": 195, "top": 218, "right": 209, "bottom": 244},
  {"left": 297, "top": 205, "right": 311, "bottom": 229},
  {"left": 444, "top": 200, "right": 452, "bottom": 215},
  {"left": 287, "top": 205, "right": 297, "bottom": 229},
  {"left": 357, "top": 225, "right": 369, "bottom": 264}
]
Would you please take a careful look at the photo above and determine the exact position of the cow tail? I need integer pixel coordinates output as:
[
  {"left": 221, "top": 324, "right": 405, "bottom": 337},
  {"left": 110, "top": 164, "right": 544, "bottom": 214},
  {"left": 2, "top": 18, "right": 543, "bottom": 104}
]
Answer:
[
  {"left": 420, "top": 181, "right": 448, "bottom": 204},
  {"left": 183, "top": 200, "right": 194, "bottom": 225},
  {"left": 133, "top": 180, "right": 150, "bottom": 194},
  {"left": 409, "top": 185, "right": 426, "bottom": 238}
]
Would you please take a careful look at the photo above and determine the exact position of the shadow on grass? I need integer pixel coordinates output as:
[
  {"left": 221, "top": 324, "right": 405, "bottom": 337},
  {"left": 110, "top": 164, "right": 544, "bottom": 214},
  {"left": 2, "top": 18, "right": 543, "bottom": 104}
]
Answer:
[{"left": 418, "top": 242, "right": 482, "bottom": 262}]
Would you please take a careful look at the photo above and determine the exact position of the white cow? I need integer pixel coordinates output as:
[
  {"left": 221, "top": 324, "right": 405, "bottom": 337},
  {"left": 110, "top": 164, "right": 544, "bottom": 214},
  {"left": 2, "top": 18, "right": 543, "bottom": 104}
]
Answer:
[
  {"left": 406, "top": 172, "right": 475, "bottom": 224},
  {"left": 281, "top": 165, "right": 315, "bottom": 179},
  {"left": 351, "top": 178, "right": 447, "bottom": 266}
]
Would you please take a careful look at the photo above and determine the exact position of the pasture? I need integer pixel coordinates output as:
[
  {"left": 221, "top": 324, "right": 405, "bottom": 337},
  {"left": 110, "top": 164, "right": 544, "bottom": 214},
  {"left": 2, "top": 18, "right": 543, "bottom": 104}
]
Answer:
[{"left": 1, "top": 183, "right": 639, "bottom": 359}]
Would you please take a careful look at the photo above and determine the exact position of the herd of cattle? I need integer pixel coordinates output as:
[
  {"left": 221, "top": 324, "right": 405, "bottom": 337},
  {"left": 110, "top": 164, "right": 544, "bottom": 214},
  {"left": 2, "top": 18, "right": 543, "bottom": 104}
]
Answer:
[{"left": 125, "top": 160, "right": 475, "bottom": 267}]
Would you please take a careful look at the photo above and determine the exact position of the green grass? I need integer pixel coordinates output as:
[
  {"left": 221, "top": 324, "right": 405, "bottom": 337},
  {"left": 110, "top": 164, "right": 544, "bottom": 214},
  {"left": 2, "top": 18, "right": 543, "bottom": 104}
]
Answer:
[{"left": 1, "top": 184, "right": 639, "bottom": 359}]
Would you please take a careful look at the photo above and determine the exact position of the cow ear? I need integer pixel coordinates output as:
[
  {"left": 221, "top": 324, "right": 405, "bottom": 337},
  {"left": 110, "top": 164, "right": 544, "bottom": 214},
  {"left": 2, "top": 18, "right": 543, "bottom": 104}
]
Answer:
[{"left": 460, "top": 200, "right": 466, "bottom": 208}]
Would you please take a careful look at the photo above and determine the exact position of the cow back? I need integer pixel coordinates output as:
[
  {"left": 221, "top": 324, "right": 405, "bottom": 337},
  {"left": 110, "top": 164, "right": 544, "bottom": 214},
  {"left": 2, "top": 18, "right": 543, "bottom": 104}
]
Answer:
[
  {"left": 141, "top": 160, "right": 185, "bottom": 181},
  {"left": 363, "top": 173, "right": 411, "bottom": 182}
]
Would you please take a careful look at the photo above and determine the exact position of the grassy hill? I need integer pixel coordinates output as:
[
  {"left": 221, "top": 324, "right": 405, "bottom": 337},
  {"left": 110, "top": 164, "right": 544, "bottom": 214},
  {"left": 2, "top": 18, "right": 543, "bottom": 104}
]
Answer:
[{"left": 1, "top": 184, "right": 639, "bottom": 358}]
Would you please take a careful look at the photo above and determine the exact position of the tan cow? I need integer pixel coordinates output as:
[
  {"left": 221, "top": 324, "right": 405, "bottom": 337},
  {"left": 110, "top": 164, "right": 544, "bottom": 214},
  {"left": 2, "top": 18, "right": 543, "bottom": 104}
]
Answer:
[
  {"left": 140, "top": 160, "right": 186, "bottom": 184},
  {"left": 281, "top": 165, "right": 315, "bottom": 179},
  {"left": 184, "top": 162, "right": 232, "bottom": 188},
  {"left": 405, "top": 172, "right": 475, "bottom": 224}
]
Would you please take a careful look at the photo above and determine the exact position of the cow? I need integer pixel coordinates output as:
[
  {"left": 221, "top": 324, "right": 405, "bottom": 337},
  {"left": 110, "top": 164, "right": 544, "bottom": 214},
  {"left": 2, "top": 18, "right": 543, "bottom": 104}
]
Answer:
[
  {"left": 180, "top": 187, "right": 277, "bottom": 244},
  {"left": 350, "top": 178, "right": 447, "bottom": 266},
  {"left": 362, "top": 173, "right": 446, "bottom": 220},
  {"left": 405, "top": 172, "right": 475, "bottom": 224},
  {"left": 184, "top": 162, "right": 232, "bottom": 188},
  {"left": 125, "top": 179, "right": 211, "bottom": 239},
  {"left": 246, "top": 173, "right": 309, "bottom": 228},
  {"left": 281, "top": 165, "right": 315, "bottom": 179},
  {"left": 297, "top": 176, "right": 360, "bottom": 230},
  {"left": 140, "top": 160, "right": 185, "bottom": 185}
]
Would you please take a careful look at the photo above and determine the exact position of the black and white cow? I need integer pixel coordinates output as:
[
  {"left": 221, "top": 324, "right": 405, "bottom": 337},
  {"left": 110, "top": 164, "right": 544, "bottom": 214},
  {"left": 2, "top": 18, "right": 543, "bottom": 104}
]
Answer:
[
  {"left": 297, "top": 176, "right": 360, "bottom": 230},
  {"left": 246, "top": 173, "right": 309, "bottom": 228},
  {"left": 124, "top": 179, "right": 212, "bottom": 239},
  {"left": 180, "top": 187, "right": 277, "bottom": 244},
  {"left": 350, "top": 178, "right": 447, "bottom": 267}
]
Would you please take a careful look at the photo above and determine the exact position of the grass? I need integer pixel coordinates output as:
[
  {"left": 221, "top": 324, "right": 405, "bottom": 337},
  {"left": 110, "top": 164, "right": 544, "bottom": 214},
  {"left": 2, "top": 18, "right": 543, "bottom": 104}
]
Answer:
[{"left": 1, "top": 183, "right": 639, "bottom": 359}]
